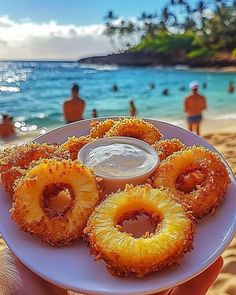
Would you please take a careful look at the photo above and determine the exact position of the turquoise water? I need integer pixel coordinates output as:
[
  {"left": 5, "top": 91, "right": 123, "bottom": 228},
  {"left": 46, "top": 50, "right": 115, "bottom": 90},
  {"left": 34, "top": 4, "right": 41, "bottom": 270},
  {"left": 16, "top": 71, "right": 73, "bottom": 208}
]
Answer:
[{"left": 0, "top": 61, "right": 235, "bottom": 133}]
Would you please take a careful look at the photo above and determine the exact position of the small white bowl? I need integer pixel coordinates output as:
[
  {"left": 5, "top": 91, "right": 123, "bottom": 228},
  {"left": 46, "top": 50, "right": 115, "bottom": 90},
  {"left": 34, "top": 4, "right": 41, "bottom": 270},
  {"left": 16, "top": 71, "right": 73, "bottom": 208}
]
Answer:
[{"left": 78, "top": 136, "right": 159, "bottom": 195}]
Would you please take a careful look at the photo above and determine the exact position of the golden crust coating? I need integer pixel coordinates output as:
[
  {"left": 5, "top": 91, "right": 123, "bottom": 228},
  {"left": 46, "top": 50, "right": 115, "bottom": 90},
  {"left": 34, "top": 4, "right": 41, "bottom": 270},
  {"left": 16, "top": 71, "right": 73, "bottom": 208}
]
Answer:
[
  {"left": 105, "top": 117, "right": 162, "bottom": 144},
  {"left": 61, "top": 136, "right": 93, "bottom": 160},
  {"left": 176, "top": 169, "right": 206, "bottom": 194},
  {"left": 89, "top": 119, "right": 116, "bottom": 138},
  {"left": 12, "top": 159, "right": 100, "bottom": 246},
  {"left": 84, "top": 184, "right": 195, "bottom": 277},
  {"left": 1, "top": 167, "right": 26, "bottom": 196},
  {"left": 0, "top": 143, "right": 70, "bottom": 196},
  {"left": 152, "top": 138, "right": 185, "bottom": 161},
  {"left": 153, "top": 146, "right": 230, "bottom": 219}
]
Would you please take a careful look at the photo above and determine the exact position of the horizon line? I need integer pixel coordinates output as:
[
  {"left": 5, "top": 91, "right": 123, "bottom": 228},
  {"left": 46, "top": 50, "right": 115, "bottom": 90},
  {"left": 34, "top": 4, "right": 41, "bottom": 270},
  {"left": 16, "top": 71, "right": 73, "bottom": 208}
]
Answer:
[{"left": 0, "top": 59, "right": 79, "bottom": 62}]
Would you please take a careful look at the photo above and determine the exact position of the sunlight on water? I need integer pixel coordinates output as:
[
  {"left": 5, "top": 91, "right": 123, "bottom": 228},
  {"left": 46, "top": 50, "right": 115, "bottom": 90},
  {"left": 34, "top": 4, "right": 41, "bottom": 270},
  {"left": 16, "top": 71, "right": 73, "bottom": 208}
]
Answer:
[
  {"left": 0, "top": 86, "right": 20, "bottom": 93},
  {"left": 0, "top": 61, "right": 235, "bottom": 140}
]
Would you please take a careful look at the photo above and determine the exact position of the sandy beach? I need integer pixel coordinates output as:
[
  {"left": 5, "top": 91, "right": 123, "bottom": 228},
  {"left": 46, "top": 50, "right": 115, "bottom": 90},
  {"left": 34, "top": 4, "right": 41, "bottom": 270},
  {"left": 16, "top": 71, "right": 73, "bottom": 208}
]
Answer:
[
  {"left": 0, "top": 118, "right": 235, "bottom": 295},
  {"left": 1, "top": 0, "right": 236, "bottom": 292}
]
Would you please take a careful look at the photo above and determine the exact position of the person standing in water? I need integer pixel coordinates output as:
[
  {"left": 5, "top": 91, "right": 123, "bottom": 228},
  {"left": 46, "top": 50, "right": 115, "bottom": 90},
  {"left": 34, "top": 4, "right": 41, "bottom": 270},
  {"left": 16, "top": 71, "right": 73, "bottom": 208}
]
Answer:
[
  {"left": 91, "top": 108, "right": 98, "bottom": 118},
  {"left": 129, "top": 100, "right": 137, "bottom": 116},
  {"left": 228, "top": 81, "right": 234, "bottom": 93},
  {"left": 63, "top": 84, "right": 85, "bottom": 123},
  {"left": 184, "top": 81, "right": 207, "bottom": 136}
]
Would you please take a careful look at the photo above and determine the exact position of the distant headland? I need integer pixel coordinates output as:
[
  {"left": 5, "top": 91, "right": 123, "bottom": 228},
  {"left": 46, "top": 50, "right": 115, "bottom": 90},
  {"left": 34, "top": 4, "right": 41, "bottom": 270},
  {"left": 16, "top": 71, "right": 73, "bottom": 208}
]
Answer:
[
  {"left": 79, "top": 1, "right": 236, "bottom": 69},
  {"left": 78, "top": 51, "right": 236, "bottom": 68}
]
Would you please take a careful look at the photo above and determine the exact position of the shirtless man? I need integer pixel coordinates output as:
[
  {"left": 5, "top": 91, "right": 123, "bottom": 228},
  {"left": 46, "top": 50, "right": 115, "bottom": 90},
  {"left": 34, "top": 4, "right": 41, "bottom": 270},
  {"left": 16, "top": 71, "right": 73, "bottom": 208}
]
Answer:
[
  {"left": 0, "top": 114, "right": 15, "bottom": 138},
  {"left": 63, "top": 84, "right": 85, "bottom": 123},
  {"left": 184, "top": 81, "right": 207, "bottom": 136}
]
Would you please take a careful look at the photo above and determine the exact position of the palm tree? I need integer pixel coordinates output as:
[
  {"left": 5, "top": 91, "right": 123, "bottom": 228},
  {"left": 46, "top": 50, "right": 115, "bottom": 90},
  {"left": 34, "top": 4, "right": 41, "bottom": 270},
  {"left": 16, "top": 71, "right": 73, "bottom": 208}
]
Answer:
[
  {"left": 103, "top": 11, "right": 120, "bottom": 52},
  {"left": 160, "top": 6, "right": 178, "bottom": 31},
  {"left": 169, "top": 0, "right": 193, "bottom": 32},
  {"left": 118, "top": 20, "right": 128, "bottom": 51},
  {"left": 193, "top": 1, "right": 211, "bottom": 48},
  {"left": 104, "top": 10, "right": 118, "bottom": 22},
  {"left": 170, "top": 0, "right": 187, "bottom": 5},
  {"left": 194, "top": 0, "right": 207, "bottom": 24},
  {"left": 104, "top": 23, "right": 119, "bottom": 51},
  {"left": 138, "top": 12, "right": 159, "bottom": 37},
  {"left": 183, "top": 16, "right": 196, "bottom": 31},
  {"left": 126, "top": 21, "right": 137, "bottom": 46}
]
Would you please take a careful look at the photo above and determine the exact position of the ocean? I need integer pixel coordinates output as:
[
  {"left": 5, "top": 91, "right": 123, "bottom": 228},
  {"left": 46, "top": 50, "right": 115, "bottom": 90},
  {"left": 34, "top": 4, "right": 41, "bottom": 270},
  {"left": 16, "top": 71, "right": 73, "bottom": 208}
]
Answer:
[{"left": 0, "top": 61, "right": 235, "bottom": 138}]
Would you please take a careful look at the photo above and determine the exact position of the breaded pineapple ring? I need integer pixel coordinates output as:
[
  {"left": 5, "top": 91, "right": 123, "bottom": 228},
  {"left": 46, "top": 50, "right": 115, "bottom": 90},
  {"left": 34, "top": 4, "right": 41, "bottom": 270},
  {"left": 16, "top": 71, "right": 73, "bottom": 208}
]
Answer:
[
  {"left": 89, "top": 119, "right": 116, "bottom": 138},
  {"left": 105, "top": 118, "right": 162, "bottom": 144},
  {"left": 61, "top": 136, "right": 93, "bottom": 160},
  {"left": 0, "top": 143, "right": 69, "bottom": 196},
  {"left": 12, "top": 159, "right": 100, "bottom": 246},
  {"left": 84, "top": 184, "right": 195, "bottom": 277},
  {"left": 152, "top": 138, "right": 185, "bottom": 161},
  {"left": 153, "top": 146, "right": 230, "bottom": 219}
]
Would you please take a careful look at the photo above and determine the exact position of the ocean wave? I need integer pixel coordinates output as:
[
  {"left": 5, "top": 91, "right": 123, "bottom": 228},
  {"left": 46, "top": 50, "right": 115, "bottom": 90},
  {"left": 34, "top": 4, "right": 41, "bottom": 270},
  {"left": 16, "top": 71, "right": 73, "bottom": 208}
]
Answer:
[
  {"left": 79, "top": 63, "right": 119, "bottom": 71},
  {"left": 3, "top": 73, "right": 27, "bottom": 83},
  {"left": 214, "top": 113, "right": 236, "bottom": 120},
  {"left": 60, "top": 62, "right": 78, "bottom": 68},
  {"left": 174, "top": 65, "right": 190, "bottom": 70},
  {"left": 0, "top": 86, "right": 20, "bottom": 93}
]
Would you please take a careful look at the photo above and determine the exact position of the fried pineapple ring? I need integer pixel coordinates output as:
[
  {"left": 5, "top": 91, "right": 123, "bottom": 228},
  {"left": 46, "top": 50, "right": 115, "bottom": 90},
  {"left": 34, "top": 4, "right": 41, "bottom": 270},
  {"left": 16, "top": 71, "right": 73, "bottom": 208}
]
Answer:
[
  {"left": 0, "top": 143, "right": 69, "bottom": 195},
  {"left": 12, "top": 159, "right": 100, "bottom": 246},
  {"left": 105, "top": 118, "right": 162, "bottom": 144},
  {"left": 89, "top": 119, "right": 116, "bottom": 138},
  {"left": 61, "top": 136, "right": 93, "bottom": 160},
  {"left": 153, "top": 146, "right": 230, "bottom": 219},
  {"left": 152, "top": 138, "right": 185, "bottom": 161},
  {"left": 84, "top": 184, "right": 195, "bottom": 277}
]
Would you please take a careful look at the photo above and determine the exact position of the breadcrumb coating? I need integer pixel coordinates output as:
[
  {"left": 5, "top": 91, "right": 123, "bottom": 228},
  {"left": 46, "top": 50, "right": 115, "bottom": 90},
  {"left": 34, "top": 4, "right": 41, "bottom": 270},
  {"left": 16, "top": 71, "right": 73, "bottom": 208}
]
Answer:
[
  {"left": 152, "top": 138, "right": 185, "bottom": 161},
  {"left": 153, "top": 146, "right": 230, "bottom": 218},
  {"left": 84, "top": 184, "right": 195, "bottom": 277},
  {"left": 12, "top": 159, "right": 100, "bottom": 246},
  {"left": 105, "top": 117, "right": 162, "bottom": 145}
]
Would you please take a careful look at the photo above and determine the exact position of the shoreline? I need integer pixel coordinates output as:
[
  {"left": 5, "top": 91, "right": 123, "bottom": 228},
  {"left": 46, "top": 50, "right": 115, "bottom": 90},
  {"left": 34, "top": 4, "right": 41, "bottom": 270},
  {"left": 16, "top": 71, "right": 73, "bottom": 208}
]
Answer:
[
  {"left": 1, "top": 117, "right": 235, "bottom": 172},
  {"left": 1, "top": 59, "right": 236, "bottom": 72},
  {"left": 1, "top": 116, "right": 236, "bottom": 141},
  {"left": 190, "top": 66, "right": 236, "bottom": 73},
  {"left": 81, "top": 62, "right": 236, "bottom": 72}
]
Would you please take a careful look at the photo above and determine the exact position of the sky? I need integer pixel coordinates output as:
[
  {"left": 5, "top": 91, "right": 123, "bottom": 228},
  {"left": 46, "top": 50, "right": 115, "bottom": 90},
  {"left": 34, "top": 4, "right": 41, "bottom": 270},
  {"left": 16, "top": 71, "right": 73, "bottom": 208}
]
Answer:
[{"left": 0, "top": 0, "right": 218, "bottom": 60}]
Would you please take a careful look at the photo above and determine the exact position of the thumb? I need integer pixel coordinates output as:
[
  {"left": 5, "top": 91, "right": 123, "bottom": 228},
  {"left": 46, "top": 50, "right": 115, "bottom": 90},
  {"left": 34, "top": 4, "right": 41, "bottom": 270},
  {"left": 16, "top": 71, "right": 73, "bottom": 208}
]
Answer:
[{"left": 169, "top": 256, "right": 223, "bottom": 295}]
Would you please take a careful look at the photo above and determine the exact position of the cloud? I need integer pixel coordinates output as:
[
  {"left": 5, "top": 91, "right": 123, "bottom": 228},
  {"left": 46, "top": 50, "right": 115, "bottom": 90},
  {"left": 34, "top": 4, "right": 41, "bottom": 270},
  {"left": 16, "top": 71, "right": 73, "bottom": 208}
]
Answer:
[
  {"left": 0, "top": 15, "right": 12, "bottom": 28},
  {"left": 0, "top": 16, "right": 113, "bottom": 60}
]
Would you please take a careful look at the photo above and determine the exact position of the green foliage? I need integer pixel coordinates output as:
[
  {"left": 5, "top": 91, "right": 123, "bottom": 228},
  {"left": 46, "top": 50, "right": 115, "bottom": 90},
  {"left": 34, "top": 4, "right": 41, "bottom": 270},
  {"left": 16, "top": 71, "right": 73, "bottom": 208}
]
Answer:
[
  {"left": 232, "top": 49, "right": 236, "bottom": 57},
  {"left": 133, "top": 32, "right": 196, "bottom": 54},
  {"left": 187, "top": 48, "right": 213, "bottom": 58},
  {"left": 104, "top": 2, "right": 236, "bottom": 56}
]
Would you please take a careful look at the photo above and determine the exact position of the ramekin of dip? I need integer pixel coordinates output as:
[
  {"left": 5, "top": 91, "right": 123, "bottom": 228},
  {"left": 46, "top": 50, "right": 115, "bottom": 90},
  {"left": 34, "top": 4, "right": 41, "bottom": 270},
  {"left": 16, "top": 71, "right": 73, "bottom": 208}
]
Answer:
[{"left": 78, "top": 136, "right": 159, "bottom": 195}]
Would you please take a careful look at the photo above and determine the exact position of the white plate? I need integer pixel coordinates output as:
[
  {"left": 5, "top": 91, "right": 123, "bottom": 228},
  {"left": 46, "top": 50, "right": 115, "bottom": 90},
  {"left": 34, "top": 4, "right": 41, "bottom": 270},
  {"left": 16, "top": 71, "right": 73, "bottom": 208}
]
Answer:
[{"left": 0, "top": 118, "right": 236, "bottom": 295}]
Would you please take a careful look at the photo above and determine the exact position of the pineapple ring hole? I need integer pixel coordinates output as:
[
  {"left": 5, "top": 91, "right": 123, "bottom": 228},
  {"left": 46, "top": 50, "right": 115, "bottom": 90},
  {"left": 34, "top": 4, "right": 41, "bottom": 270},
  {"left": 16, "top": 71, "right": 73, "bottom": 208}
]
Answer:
[
  {"left": 176, "top": 168, "right": 206, "bottom": 193},
  {"left": 42, "top": 182, "right": 75, "bottom": 217},
  {"left": 117, "top": 210, "right": 161, "bottom": 238}
]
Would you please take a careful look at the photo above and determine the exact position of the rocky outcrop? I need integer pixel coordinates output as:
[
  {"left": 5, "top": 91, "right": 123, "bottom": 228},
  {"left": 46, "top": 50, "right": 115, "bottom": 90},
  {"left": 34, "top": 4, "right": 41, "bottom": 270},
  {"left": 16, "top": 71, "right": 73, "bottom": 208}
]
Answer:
[{"left": 78, "top": 51, "right": 236, "bottom": 68}]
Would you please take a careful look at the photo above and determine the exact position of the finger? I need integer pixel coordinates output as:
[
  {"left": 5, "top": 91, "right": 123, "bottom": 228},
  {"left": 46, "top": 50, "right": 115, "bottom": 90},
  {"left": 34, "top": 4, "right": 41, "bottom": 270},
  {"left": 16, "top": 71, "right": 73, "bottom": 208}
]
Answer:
[
  {"left": 169, "top": 256, "right": 223, "bottom": 295},
  {"left": 0, "top": 247, "right": 67, "bottom": 295}
]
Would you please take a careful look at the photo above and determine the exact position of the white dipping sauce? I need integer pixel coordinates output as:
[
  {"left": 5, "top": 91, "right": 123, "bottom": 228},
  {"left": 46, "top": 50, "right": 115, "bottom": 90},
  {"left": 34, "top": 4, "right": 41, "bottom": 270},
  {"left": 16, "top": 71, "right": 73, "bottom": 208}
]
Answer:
[{"left": 85, "top": 143, "right": 155, "bottom": 177}]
